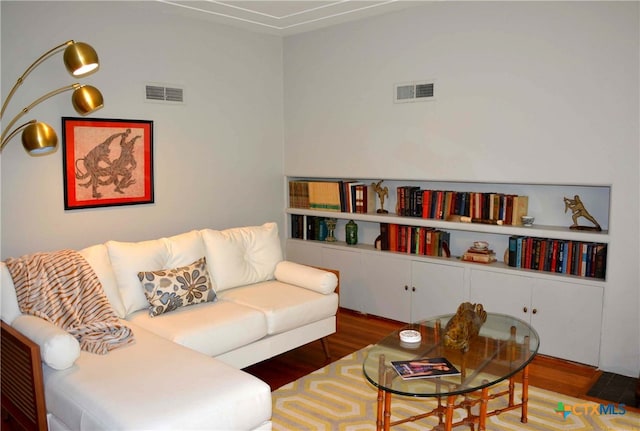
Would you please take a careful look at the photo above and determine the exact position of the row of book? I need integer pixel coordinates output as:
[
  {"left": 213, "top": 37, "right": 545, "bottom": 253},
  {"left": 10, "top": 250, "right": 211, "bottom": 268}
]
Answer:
[
  {"left": 380, "top": 223, "right": 451, "bottom": 257},
  {"left": 288, "top": 180, "right": 375, "bottom": 214},
  {"left": 507, "top": 236, "right": 607, "bottom": 279},
  {"left": 291, "top": 215, "right": 329, "bottom": 240},
  {"left": 396, "top": 187, "right": 529, "bottom": 226}
]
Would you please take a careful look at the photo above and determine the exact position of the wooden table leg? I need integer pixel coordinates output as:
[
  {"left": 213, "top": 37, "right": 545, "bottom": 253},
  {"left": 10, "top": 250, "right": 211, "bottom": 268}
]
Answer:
[
  {"left": 376, "top": 385, "right": 384, "bottom": 431},
  {"left": 377, "top": 355, "right": 385, "bottom": 431},
  {"left": 521, "top": 364, "right": 530, "bottom": 423},
  {"left": 444, "top": 394, "right": 455, "bottom": 431},
  {"left": 479, "top": 386, "right": 489, "bottom": 431},
  {"left": 384, "top": 389, "right": 392, "bottom": 431},
  {"left": 508, "top": 375, "right": 515, "bottom": 407}
]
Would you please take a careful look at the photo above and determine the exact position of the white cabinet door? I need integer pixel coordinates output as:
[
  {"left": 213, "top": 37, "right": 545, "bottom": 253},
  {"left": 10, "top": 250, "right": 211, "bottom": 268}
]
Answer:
[
  {"left": 469, "top": 269, "right": 533, "bottom": 322},
  {"left": 469, "top": 268, "right": 603, "bottom": 366},
  {"left": 360, "top": 253, "right": 411, "bottom": 322},
  {"left": 321, "top": 247, "right": 364, "bottom": 312},
  {"left": 531, "top": 279, "right": 603, "bottom": 366},
  {"left": 411, "top": 261, "right": 466, "bottom": 322}
]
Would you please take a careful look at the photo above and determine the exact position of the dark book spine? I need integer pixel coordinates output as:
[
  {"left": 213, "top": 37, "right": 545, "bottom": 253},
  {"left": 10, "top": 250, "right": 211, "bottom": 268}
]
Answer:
[
  {"left": 508, "top": 236, "right": 518, "bottom": 267},
  {"left": 380, "top": 223, "right": 390, "bottom": 251},
  {"left": 594, "top": 243, "right": 607, "bottom": 279}
]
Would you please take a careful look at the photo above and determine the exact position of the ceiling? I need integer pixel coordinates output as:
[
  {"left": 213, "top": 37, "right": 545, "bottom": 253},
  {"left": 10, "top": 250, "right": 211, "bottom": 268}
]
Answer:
[{"left": 156, "top": 0, "right": 422, "bottom": 36}]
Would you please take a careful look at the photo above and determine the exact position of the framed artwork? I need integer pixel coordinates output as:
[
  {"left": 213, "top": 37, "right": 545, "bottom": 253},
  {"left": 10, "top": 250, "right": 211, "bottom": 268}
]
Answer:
[{"left": 62, "top": 117, "right": 154, "bottom": 210}]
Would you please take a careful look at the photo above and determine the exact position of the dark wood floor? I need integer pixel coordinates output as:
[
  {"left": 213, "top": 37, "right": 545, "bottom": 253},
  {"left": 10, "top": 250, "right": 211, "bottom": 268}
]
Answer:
[{"left": 245, "top": 308, "right": 638, "bottom": 411}]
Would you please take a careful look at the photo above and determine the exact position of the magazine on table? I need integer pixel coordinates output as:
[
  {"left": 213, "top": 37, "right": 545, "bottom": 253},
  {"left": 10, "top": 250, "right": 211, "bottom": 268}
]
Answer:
[{"left": 391, "top": 357, "right": 461, "bottom": 380}]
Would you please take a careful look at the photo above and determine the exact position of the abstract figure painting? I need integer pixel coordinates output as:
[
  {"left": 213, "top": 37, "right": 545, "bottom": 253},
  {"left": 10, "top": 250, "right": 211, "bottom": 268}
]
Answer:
[{"left": 62, "top": 117, "right": 153, "bottom": 209}]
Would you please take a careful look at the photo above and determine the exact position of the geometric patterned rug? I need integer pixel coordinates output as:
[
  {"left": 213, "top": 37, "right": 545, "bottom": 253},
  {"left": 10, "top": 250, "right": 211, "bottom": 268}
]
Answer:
[{"left": 272, "top": 348, "right": 639, "bottom": 430}]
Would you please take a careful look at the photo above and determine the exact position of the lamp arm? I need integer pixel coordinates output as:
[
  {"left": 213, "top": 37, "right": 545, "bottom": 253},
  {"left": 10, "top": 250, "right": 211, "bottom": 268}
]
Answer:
[
  {"left": 0, "top": 83, "right": 80, "bottom": 147},
  {"left": 1, "top": 40, "right": 74, "bottom": 118},
  {"left": 0, "top": 120, "right": 37, "bottom": 151}
]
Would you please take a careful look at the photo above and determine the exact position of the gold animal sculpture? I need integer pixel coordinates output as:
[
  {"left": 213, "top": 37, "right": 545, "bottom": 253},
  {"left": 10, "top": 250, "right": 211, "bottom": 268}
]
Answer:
[
  {"left": 371, "top": 180, "right": 389, "bottom": 213},
  {"left": 563, "top": 195, "right": 602, "bottom": 231},
  {"left": 443, "top": 302, "right": 487, "bottom": 351}
]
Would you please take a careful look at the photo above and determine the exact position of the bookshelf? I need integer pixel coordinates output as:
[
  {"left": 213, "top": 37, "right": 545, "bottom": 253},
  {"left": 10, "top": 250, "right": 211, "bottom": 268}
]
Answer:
[
  {"left": 286, "top": 177, "right": 609, "bottom": 280},
  {"left": 284, "top": 177, "right": 609, "bottom": 366}
]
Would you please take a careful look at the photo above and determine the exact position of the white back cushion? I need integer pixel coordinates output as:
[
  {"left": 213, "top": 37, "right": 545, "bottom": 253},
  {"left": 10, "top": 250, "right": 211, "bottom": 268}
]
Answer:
[
  {"left": 164, "top": 230, "right": 207, "bottom": 270},
  {"left": 106, "top": 239, "right": 169, "bottom": 316},
  {"left": 201, "top": 222, "right": 283, "bottom": 292},
  {"left": 78, "top": 244, "right": 126, "bottom": 318}
]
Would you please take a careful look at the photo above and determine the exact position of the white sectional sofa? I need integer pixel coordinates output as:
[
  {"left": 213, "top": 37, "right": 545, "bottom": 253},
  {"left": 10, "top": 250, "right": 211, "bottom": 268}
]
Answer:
[{"left": 0, "top": 222, "right": 339, "bottom": 430}]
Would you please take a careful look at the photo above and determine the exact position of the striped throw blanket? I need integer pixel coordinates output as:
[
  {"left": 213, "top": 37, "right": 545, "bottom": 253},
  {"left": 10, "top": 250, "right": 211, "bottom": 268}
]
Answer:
[{"left": 6, "top": 249, "right": 134, "bottom": 354}]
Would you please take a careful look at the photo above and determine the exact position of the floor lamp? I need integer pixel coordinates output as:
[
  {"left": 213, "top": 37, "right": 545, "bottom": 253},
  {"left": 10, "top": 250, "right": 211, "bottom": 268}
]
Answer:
[{"left": 0, "top": 40, "right": 104, "bottom": 156}]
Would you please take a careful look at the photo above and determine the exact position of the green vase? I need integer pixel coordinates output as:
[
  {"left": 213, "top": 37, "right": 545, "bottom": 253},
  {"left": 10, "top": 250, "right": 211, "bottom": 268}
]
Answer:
[{"left": 345, "top": 220, "right": 358, "bottom": 245}]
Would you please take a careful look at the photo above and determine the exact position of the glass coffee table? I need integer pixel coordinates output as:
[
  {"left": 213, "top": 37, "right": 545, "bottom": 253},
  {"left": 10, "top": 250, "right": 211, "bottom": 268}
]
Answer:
[{"left": 363, "top": 313, "right": 539, "bottom": 431}]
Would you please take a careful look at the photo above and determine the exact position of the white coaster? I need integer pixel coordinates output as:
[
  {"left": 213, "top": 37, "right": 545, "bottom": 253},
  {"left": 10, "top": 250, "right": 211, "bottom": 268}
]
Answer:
[{"left": 399, "top": 329, "right": 421, "bottom": 343}]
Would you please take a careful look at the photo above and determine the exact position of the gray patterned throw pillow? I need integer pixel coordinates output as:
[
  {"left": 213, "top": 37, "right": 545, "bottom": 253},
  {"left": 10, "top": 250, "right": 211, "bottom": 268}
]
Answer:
[{"left": 137, "top": 257, "right": 216, "bottom": 317}]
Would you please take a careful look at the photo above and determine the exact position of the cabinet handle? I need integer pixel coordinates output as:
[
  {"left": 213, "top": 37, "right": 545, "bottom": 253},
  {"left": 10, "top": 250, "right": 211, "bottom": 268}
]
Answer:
[
  {"left": 523, "top": 306, "right": 528, "bottom": 313},
  {"left": 412, "top": 286, "right": 416, "bottom": 292},
  {"left": 404, "top": 285, "right": 408, "bottom": 291},
  {"left": 532, "top": 308, "right": 538, "bottom": 314}
]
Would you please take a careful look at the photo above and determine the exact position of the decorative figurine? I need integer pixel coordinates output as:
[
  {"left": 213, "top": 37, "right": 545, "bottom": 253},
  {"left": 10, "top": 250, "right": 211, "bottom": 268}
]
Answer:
[
  {"left": 325, "top": 218, "right": 337, "bottom": 242},
  {"left": 563, "top": 195, "right": 602, "bottom": 231},
  {"left": 443, "top": 302, "right": 487, "bottom": 352},
  {"left": 371, "top": 180, "right": 389, "bottom": 213}
]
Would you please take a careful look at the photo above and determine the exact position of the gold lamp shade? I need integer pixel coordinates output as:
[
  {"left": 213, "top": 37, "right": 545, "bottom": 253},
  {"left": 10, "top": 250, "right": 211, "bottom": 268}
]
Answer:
[
  {"left": 63, "top": 42, "right": 99, "bottom": 77},
  {"left": 72, "top": 85, "right": 104, "bottom": 115},
  {"left": 21, "top": 122, "right": 58, "bottom": 155}
]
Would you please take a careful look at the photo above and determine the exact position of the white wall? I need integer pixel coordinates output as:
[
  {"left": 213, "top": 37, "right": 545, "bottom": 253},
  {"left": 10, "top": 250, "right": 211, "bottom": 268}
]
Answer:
[
  {"left": 283, "top": 2, "right": 639, "bottom": 377},
  {"left": 2, "top": 1, "right": 638, "bottom": 378},
  {"left": 1, "top": 1, "right": 284, "bottom": 256}
]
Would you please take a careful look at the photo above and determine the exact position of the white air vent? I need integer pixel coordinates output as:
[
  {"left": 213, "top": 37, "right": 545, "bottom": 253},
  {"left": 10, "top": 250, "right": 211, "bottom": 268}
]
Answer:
[
  {"left": 145, "top": 84, "right": 184, "bottom": 104},
  {"left": 394, "top": 80, "right": 435, "bottom": 103}
]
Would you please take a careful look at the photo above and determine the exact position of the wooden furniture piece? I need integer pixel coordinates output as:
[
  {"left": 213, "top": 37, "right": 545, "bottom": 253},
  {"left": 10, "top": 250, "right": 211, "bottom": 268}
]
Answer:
[
  {"left": 362, "top": 313, "right": 539, "bottom": 431},
  {"left": 1, "top": 320, "right": 48, "bottom": 431}
]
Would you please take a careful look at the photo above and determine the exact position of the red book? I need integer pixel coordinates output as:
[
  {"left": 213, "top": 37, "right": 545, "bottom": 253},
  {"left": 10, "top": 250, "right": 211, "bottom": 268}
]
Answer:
[
  {"left": 550, "top": 240, "right": 558, "bottom": 272},
  {"left": 505, "top": 195, "right": 515, "bottom": 225},
  {"left": 565, "top": 241, "right": 573, "bottom": 274},
  {"left": 435, "top": 191, "right": 444, "bottom": 219},
  {"left": 538, "top": 240, "right": 547, "bottom": 271},
  {"left": 389, "top": 224, "right": 398, "bottom": 252},
  {"left": 398, "top": 226, "right": 406, "bottom": 253},
  {"left": 525, "top": 237, "right": 533, "bottom": 269},
  {"left": 422, "top": 190, "right": 432, "bottom": 218}
]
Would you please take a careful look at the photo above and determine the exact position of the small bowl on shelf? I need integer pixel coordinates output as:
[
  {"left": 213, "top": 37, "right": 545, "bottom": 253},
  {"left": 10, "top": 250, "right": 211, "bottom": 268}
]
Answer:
[
  {"left": 521, "top": 216, "right": 535, "bottom": 227},
  {"left": 473, "top": 241, "right": 489, "bottom": 250}
]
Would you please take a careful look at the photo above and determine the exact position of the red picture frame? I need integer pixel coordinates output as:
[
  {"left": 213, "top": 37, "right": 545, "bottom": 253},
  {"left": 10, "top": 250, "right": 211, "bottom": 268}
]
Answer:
[{"left": 62, "top": 117, "right": 154, "bottom": 210}]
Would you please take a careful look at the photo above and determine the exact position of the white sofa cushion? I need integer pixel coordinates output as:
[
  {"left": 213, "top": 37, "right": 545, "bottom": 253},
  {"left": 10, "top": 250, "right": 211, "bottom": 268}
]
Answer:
[
  {"left": 127, "top": 299, "right": 268, "bottom": 356},
  {"left": 163, "top": 230, "right": 208, "bottom": 271},
  {"left": 219, "top": 280, "right": 339, "bottom": 335},
  {"left": 12, "top": 315, "right": 81, "bottom": 370},
  {"left": 201, "top": 222, "right": 283, "bottom": 291},
  {"left": 274, "top": 261, "right": 338, "bottom": 294},
  {"left": 138, "top": 257, "right": 216, "bottom": 317},
  {"left": 43, "top": 321, "right": 272, "bottom": 430},
  {"left": 78, "top": 244, "right": 126, "bottom": 318},
  {"left": 106, "top": 238, "right": 169, "bottom": 316}
]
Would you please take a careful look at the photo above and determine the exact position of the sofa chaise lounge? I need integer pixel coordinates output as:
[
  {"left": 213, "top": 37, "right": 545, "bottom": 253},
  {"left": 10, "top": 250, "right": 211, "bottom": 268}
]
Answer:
[{"left": 0, "top": 222, "right": 339, "bottom": 430}]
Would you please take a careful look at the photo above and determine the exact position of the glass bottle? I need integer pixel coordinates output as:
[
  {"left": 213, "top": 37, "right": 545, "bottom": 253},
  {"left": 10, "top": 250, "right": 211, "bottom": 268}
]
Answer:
[{"left": 345, "top": 220, "right": 358, "bottom": 245}]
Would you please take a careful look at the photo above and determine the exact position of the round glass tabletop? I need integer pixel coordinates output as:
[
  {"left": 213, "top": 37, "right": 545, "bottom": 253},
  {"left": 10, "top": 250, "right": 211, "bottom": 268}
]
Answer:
[{"left": 363, "top": 312, "right": 540, "bottom": 398}]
